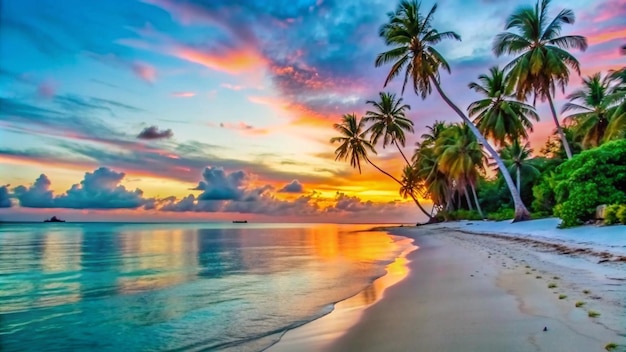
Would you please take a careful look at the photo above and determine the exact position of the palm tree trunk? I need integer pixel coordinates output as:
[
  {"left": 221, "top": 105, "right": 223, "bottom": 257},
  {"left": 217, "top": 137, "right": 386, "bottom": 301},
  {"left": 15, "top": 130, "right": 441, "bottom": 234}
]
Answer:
[
  {"left": 364, "top": 155, "right": 433, "bottom": 220},
  {"left": 516, "top": 167, "right": 521, "bottom": 193},
  {"left": 430, "top": 75, "right": 530, "bottom": 222},
  {"left": 470, "top": 182, "right": 485, "bottom": 219},
  {"left": 394, "top": 140, "right": 412, "bottom": 166},
  {"left": 464, "top": 187, "right": 473, "bottom": 210},
  {"left": 547, "top": 94, "right": 573, "bottom": 159}
]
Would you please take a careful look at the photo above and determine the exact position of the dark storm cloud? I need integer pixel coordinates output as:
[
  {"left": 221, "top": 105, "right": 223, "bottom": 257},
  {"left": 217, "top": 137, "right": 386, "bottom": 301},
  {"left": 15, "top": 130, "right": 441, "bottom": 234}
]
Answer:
[{"left": 137, "top": 126, "right": 174, "bottom": 140}]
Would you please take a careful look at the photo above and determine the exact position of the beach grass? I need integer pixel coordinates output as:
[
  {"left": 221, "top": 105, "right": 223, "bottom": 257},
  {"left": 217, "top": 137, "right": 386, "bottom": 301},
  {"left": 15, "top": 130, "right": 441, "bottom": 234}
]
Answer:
[
  {"left": 583, "top": 289, "right": 591, "bottom": 294},
  {"left": 575, "top": 301, "right": 586, "bottom": 307},
  {"left": 558, "top": 294, "right": 567, "bottom": 299},
  {"left": 548, "top": 283, "right": 557, "bottom": 288},
  {"left": 605, "top": 342, "right": 618, "bottom": 351},
  {"left": 536, "top": 275, "right": 542, "bottom": 279}
]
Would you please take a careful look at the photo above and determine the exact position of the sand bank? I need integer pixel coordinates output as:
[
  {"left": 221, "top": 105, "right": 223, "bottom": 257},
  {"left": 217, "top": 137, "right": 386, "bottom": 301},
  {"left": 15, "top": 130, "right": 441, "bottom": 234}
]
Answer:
[{"left": 270, "top": 220, "right": 626, "bottom": 351}]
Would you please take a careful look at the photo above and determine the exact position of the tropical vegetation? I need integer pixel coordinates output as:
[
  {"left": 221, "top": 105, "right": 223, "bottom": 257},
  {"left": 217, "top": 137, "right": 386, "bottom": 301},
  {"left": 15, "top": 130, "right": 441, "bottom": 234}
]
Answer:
[{"left": 330, "top": 0, "right": 626, "bottom": 227}]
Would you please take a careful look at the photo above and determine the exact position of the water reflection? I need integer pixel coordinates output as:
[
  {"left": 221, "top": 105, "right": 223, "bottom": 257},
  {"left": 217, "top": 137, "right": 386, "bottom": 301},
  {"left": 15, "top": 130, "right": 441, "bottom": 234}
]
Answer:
[{"left": 0, "top": 223, "right": 409, "bottom": 352}]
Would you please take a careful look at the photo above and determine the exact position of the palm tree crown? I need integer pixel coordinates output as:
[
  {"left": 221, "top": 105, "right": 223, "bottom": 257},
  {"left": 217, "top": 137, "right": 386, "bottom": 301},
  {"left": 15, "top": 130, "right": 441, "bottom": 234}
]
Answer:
[
  {"left": 493, "top": 0, "right": 587, "bottom": 101},
  {"left": 364, "top": 92, "right": 414, "bottom": 163},
  {"left": 562, "top": 72, "right": 623, "bottom": 147},
  {"left": 330, "top": 114, "right": 376, "bottom": 174},
  {"left": 376, "top": 0, "right": 460, "bottom": 97},
  {"left": 468, "top": 66, "right": 539, "bottom": 146}
]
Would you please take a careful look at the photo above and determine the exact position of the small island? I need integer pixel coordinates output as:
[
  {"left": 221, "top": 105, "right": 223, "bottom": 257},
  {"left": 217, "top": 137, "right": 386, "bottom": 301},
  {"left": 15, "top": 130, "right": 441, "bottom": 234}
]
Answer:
[
  {"left": 43, "top": 216, "right": 66, "bottom": 223},
  {"left": 232, "top": 220, "right": 248, "bottom": 223}
]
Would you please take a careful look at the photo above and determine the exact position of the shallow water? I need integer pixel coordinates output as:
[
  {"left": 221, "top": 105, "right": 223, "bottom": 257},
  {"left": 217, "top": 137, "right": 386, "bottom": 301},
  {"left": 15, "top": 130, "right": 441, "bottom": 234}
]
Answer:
[{"left": 0, "top": 222, "right": 409, "bottom": 351}]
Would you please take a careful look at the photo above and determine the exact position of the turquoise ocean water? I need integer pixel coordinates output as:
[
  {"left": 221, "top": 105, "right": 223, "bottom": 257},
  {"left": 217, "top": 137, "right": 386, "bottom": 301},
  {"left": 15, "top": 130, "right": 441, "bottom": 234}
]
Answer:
[{"left": 0, "top": 222, "right": 410, "bottom": 351}]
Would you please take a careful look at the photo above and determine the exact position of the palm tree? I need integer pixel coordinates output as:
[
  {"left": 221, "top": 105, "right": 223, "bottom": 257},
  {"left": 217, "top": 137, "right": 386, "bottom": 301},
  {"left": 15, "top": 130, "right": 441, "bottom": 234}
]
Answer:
[
  {"left": 468, "top": 66, "right": 539, "bottom": 146},
  {"left": 493, "top": 0, "right": 587, "bottom": 159},
  {"left": 497, "top": 139, "right": 540, "bottom": 193},
  {"left": 377, "top": 0, "right": 531, "bottom": 221},
  {"left": 331, "top": 113, "right": 433, "bottom": 220},
  {"left": 365, "top": 92, "right": 414, "bottom": 164},
  {"left": 435, "top": 123, "right": 486, "bottom": 218},
  {"left": 413, "top": 142, "right": 450, "bottom": 212},
  {"left": 562, "top": 72, "right": 622, "bottom": 148},
  {"left": 606, "top": 68, "right": 626, "bottom": 140}
]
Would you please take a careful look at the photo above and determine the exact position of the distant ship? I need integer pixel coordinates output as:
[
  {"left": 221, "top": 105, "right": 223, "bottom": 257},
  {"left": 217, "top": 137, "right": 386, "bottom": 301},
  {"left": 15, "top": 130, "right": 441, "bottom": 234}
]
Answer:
[
  {"left": 232, "top": 220, "right": 248, "bottom": 223},
  {"left": 44, "top": 216, "right": 66, "bottom": 223}
]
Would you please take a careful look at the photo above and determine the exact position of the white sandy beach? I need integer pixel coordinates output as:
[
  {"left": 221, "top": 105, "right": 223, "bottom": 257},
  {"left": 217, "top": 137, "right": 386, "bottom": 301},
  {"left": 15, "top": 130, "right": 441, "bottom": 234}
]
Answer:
[{"left": 269, "top": 219, "right": 626, "bottom": 351}]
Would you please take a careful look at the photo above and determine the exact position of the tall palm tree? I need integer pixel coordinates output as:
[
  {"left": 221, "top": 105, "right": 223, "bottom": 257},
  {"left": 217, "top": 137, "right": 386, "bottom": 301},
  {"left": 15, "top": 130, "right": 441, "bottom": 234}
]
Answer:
[
  {"left": 435, "top": 123, "right": 486, "bottom": 218},
  {"left": 468, "top": 66, "right": 539, "bottom": 146},
  {"left": 606, "top": 68, "right": 626, "bottom": 140},
  {"left": 493, "top": 0, "right": 587, "bottom": 159},
  {"left": 562, "top": 72, "right": 622, "bottom": 148},
  {"left": 498, "top": 139, "right": 540, "bottom": 193},
  {"left": 365, "top": 92, "right": 415, "bottom": 164},
  {"left": 331, "top": 113, "right": 433, "bottom": 220},
  {"left": 413, "top": 143, "right": 450, "bottom": 212},
  {"left": 377, "top": 0, "right": 531, "bottom": 221}
]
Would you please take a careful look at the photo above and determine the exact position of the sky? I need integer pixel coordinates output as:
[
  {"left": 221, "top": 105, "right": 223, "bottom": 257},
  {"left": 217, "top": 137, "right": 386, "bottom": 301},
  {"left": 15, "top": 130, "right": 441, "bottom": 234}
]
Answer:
[{"left": 0, "top": 0, "right": 624, "bottom": 223}]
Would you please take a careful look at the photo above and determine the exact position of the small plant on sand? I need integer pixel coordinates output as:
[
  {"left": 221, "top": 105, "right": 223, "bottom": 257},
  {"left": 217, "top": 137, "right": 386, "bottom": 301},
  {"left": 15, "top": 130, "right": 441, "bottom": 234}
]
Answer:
[
  {"left": 588, "top": 310, "right": 600, "bottom": 318},
  {"left": 558, "top": 294, "right": 567, "bottom": 299},
  {"left": 575, "top": 301, "right": 586, "bottom": 307},
  {"left": 548, "top": 283, "right": 557, "bottom": 288},
  {"left": 536, "top": 275, "right": 542, "bottom": 279},
  {"left": 583, "top": 289, "right": 591, "bottom": 294},
  {"left": 553, "top": 276, "right": 559, "bottom": 280},
  {"left": 605, "top": 342, "right": 618, "bottom": 351}
]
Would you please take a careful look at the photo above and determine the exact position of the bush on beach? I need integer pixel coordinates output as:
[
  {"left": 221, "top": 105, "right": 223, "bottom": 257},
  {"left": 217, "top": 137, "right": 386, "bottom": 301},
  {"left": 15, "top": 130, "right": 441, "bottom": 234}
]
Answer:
[{"left": 551, "top": 140, "right": 626, "bottom": 227}]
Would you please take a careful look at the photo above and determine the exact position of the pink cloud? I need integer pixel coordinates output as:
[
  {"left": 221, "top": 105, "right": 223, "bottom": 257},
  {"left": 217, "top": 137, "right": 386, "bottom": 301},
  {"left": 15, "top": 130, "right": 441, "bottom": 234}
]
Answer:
[
  {"left": 131, "top": 62, "right": 157, "bottom": 83},
  {"left": 37, "top": 81, "right": 56, "bottom": 99},
  {"left": 221, "top": 83, "right": 244, "bottom": 91},
  {"left": 171, "top": 91, "right": 196, "bottom": 98},
  {"left": 173, "top": 46, "right": 266, "bottom": 74}
]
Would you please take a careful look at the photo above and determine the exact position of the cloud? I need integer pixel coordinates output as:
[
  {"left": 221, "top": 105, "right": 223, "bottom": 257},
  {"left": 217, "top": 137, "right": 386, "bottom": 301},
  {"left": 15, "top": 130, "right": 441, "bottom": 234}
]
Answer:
[
  {"left": 13, "top": 168, "right": 151, "bottom": 209},
  {"left": 278, "top": 179, "right": 304, "bottom": 193},
  {"left": 13, "top": 174, "right": 55, "bottom": 208},
  {"left": 131, "top": 62, "right": 157, "bottom": 83},
  {"left": 37, "top": 81, "right": 56, "bottom": 98},
  {"left": 137, "top": 126, "right": 174, "bottom": 140},
  {"left": 172, "top": 91, "right": 196, "bottom": 97},
  {"left": 193, "top": 166, "right": 266, "bottom": 201},
  {"left": 0, "top": 186, "right": 13, "bottom": 208}
]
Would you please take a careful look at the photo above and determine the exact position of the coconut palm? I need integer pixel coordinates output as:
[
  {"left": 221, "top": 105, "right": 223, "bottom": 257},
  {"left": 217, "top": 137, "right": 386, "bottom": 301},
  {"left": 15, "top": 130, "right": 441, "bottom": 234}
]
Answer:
[
  {"left": 331, "top": 113, "right": 433, "bottom": 220},
  {"left": 364, "top": 92, "right": 414, "bottom": 164},
  {"left": 606, "top": 68, "right": 626, "bottom": 140},
  {"left": 493, "top": 0, "right": 587, "bottom": 159},
  {"left": 412, "top": 143, "right": 450, "bottom": 212},
  {"left": 435, "top": 123, "right": 486, "bottom": 218},
  {"left": 498, "top": 139, "right": 540, "bottom": 193},
  {"left": 468, "top": 66, "right": 539, "bottom": 146},
  {"left": 377, "top": 0, "right": 531, "bottom": 221},
  {"left": 562, "top": 72, "right": 622, "bottom": 148}
]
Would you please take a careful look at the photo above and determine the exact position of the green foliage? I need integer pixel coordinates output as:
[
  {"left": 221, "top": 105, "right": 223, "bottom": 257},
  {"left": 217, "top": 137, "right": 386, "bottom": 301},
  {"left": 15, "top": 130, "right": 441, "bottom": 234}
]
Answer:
[
  {"left": 552, "top": 140, "right": 626, "bottom": 227},
  {"left": 617, "top": 205, "right": 626, "bottom": 225},
  {"left": 487, "top": 207, "right": 515, "bottom": 221},
  {"left": 605, "top": 204, "right": 621, "bottom": 225},
  {"left": 436, "top": 209, "right": 483, "bottom": 221}
]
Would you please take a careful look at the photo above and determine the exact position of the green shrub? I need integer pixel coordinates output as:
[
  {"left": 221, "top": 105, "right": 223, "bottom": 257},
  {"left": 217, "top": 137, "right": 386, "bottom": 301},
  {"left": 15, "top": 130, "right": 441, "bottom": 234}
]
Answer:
[
  {"left": 487, "top": 207, "right": 514, "bottom": 221},
  {"left": 552, "top": 140, "right": 626, "bottom": 227},
  {"left": 605, "top": 204, "right": 621, "bottom": 225},
  {"left": 617, "top": 205, "right": 626, "bottom": 225}
]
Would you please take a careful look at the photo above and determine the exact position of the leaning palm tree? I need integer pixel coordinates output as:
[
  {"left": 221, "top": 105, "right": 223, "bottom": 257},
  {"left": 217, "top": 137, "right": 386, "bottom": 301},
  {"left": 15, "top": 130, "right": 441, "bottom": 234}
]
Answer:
[
  {"left": 376, "top": 0, "right": 531, "bottom": 221},
  {"left": 493, "top": 0, "right": 587, "bottom": 159},
  {"left": 365, "top": 92, "right": 414, "bottom": 164},
  {"left": 497, "top": 139, "right": 540, "bottom": 194},
  {"left": 331, "top": 113, "right": 433, "bottom": 220},
  {"left": 468, "top": 66, "right": 539, "bottom": 146},
  {"left": 562, "top": 72, "right": 622, "bottom": 148}
]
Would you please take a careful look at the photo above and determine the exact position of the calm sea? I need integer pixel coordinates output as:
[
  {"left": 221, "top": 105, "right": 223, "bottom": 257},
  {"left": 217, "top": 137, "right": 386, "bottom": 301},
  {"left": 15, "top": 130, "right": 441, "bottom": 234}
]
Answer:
[{"left": 0, "top": 222, "right": 412, "bottom": 351}]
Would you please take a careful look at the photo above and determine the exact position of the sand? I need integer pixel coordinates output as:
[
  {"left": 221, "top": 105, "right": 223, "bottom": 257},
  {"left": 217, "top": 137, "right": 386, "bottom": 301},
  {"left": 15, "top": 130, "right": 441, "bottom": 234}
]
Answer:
[{"left": 269, "top": 222, "right": 626, "bottom": 352}]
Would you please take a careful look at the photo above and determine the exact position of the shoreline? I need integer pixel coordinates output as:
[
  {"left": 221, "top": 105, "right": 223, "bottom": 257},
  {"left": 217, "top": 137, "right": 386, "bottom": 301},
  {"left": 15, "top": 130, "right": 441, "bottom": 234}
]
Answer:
[
  {"left": 269, "top": 220, "right": 626, "bottom": 351},
  {"left": 266, "top": 235, "right": 418, "bottom": 351}
]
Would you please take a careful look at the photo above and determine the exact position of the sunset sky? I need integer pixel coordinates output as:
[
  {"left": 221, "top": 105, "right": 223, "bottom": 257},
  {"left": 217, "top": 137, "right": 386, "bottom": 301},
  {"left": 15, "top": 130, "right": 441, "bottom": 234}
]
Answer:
[{"left": 0, "top": 0, "right": 624, "bottom": 223}]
